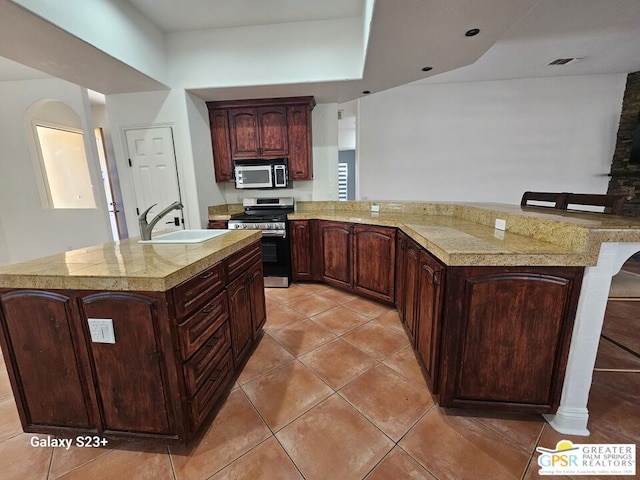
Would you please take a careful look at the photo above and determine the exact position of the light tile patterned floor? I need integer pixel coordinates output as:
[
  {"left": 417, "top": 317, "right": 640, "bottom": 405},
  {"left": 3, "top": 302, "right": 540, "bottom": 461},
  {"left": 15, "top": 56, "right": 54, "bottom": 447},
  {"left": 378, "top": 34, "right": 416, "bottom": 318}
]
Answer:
[{"left": 0, "top": 281, "right": 638, "bottom": 479}]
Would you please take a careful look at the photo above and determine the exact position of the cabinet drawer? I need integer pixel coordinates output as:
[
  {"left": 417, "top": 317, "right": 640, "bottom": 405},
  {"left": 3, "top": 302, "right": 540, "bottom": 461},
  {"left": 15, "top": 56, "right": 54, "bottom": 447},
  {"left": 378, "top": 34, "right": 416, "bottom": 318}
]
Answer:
[
  {"left": 173, "top": 262, "right": 225, "bottom": 319},
  {"left": 207, "top": 220, "right": 228, "bottom": 229},
  {"left": 226, "top": 241, "right": 262, "bottom": 282},
  {"left": 190, "top": 350, "right": 233, "bottom": 429},
  {"left": 183, "top": 322, "right": 231, "bottom": 396},
  {"left": 178, "top": 290, "right": 229, "bottom": 359}
]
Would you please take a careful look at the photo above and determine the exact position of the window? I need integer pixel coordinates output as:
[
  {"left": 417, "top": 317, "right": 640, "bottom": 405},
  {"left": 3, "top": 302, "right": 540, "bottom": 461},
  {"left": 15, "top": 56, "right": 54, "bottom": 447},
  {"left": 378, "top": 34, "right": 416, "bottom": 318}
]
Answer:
[
  {"left": 35, "top": 124, "right": 96, "bottom": 209},
  {"left": 338, "top": 162, "right": 349, "bottom": 201}
]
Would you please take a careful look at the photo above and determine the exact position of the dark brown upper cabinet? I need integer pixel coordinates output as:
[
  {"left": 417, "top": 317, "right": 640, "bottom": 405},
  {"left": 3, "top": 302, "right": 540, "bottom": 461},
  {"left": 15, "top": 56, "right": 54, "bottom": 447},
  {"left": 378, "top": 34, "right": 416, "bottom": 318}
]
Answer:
[{"left": 207, "top": 96, "right": 315, "bottom": 183}]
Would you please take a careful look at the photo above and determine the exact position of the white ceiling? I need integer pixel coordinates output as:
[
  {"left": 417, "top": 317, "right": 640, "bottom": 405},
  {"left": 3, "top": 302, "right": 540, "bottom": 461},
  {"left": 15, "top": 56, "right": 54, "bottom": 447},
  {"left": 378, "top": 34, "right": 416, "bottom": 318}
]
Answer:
[{"left": 0, "top": 0, "right": 639, "bottom": 102}]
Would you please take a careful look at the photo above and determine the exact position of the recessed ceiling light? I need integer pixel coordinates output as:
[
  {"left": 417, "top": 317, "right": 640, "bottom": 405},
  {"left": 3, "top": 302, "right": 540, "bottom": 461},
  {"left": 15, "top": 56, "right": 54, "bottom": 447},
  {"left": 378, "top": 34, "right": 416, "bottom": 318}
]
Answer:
[
  {"left": 421, "top": 66, "right": 433, "bottom": 72},
  {"left": 465, "top": 28, "right": 480, "bottom": 37},
  {"left": 362, "top": 90, "right": 371, "bottom": 95}
]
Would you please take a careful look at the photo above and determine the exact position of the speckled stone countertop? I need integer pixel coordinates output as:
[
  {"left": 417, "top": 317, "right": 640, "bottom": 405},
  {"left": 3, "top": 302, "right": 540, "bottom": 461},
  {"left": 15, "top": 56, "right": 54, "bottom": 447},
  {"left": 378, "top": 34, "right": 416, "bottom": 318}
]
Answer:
[
  {"left": 208, "top": 203, "right": 243, "bottom": 220},
  {"left": 286, "top": 201, "right": 640, "bottom": 267},
  {"left": 0, "top": 231, "right": 260, "bottom": 291}
]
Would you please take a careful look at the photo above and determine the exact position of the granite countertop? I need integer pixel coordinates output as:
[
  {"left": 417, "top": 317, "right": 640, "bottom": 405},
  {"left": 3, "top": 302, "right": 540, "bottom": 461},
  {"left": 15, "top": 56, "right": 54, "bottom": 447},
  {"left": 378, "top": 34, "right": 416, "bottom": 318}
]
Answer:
[
  {"left": 286, "top": 201, "right": 640, "bottom": 267},
  {"left": 0, "top": 231, "right": 260, "bottom": 291}
]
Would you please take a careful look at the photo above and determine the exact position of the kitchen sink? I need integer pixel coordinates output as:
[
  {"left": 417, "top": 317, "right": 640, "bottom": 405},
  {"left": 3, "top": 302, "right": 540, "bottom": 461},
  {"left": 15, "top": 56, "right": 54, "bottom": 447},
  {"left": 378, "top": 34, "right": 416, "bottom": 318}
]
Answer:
[{"left": 138, "top": 229, "right": 231, "bottom": 244}]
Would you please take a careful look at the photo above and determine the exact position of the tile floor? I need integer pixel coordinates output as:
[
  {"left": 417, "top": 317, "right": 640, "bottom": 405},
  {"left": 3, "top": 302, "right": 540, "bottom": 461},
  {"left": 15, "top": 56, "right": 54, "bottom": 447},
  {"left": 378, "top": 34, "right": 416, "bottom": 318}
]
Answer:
[{"left": 0, "top": 281, "right": 638, "bottom": 479}]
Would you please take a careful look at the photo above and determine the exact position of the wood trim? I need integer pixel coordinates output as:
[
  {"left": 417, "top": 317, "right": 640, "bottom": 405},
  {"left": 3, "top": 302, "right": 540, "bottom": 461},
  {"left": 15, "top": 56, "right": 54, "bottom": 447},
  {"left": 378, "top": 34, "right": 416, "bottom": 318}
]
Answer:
[{"left": 207, "top": 96, "right": 316, "bottom": 110}]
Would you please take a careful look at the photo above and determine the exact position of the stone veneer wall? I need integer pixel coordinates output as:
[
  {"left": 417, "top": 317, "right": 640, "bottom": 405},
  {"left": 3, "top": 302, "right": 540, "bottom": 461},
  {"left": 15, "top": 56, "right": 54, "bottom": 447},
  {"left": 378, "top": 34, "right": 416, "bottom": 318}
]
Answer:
[{"left": 607, "top": 71, "right": 640, "bottom": 217}]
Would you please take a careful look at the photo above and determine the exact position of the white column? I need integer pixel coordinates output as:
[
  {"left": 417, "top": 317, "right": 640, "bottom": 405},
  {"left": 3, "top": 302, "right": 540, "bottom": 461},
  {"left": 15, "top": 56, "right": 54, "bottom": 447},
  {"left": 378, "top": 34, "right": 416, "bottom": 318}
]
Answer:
[{"left": 544, "top": 242, "right": 640, "bottom": 435}]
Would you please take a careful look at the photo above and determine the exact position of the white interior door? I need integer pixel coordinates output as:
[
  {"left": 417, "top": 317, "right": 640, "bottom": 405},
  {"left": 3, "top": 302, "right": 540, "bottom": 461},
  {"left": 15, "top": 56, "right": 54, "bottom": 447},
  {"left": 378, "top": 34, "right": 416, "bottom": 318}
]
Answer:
[{"left": 125, "top": 127, "right": 183, "bottom": 234}]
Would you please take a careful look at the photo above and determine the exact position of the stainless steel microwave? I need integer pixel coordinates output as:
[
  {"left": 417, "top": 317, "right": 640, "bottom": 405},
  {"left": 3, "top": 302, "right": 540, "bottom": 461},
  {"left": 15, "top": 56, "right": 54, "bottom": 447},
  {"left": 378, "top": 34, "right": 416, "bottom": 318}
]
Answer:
[{"left": 234, "top": 159, "right": 288, "bottom": 189}]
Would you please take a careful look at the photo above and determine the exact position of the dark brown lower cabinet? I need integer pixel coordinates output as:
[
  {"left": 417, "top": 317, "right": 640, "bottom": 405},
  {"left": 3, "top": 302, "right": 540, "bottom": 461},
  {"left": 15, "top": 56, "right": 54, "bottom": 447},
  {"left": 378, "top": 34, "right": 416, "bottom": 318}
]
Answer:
[
  {"left": 315, "top": 220, "right": 396, "bottom": 303},
  {"left": 415, "top": 250, "right": 445, "bottom": 392},
  {"left": 79, "top": 292, "right": 173, "bottom": 434},
  {"left": 394, "top": 232, "right": 408, "bottom": 317},
  {"left": 227, "top": 275, "right": 254, "bottom": 365},
  {"left": 319, "top": 221, "right": 352, "bottom": 289},
  {"left": 352, "top": 225, "right": 396, "bottom": 303},
  {"left": 0, "top": 290, "right": 95, "bottom": 430},
  {"left": 438, "top": 266, "right": 583, "bottom": 413},
  {"left": 207, "top": 220, "right": 228, "bottom": 229},
  {"left": 290, "top": 221, "right": 585, "bottom": 414},
  {"left": 0, "top": 240, "right": 266, "bottom": 442},
  {"left": 396, "top": 236, "right": 420, "bottom": 340},
  {"left": 290, "top": 220, "right": 314, "bottom": 280},
  {"left": 249, "top": 261, "right": 266, "bottom": 335},
  {"left": 226, "top": 244, "right": 266, "bottom": 366}
]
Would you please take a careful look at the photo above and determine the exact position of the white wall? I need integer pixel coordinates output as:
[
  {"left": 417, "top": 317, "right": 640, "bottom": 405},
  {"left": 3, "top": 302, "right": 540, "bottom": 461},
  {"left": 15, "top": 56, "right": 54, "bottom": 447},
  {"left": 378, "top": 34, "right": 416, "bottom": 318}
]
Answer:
[
  {"left": 167, "top": 18, "right": 363, "bottom": 89},
  {"left": 220, "top": 103, "right": 339, "bottom": 204},
  {"left": 358, "top": 74, "right": 627, "bottom": 203},
  {"left": 185, "top": 92, "right": 227, "bottom": 219},
  {"left": 0, "top": 78, "right": 112, "bottom": 264},
  {"left": 105, "top": 89, "right": 225, "bottom": 234},
  {"left": 12, "top": 0, "right": 168, "bottom": 85}
]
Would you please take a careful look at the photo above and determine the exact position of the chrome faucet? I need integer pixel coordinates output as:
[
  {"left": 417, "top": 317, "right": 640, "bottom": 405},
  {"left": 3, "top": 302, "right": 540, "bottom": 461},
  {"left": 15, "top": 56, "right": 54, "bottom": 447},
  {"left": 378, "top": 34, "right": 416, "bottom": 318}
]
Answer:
[{"left": 138, "top": 201, "right": 184, "bottom": 240}]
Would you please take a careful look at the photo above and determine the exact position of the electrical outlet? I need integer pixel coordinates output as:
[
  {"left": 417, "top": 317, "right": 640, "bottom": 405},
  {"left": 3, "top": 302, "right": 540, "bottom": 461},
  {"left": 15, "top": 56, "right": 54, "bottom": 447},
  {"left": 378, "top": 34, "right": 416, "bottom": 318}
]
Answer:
[
  {"left": 371, "top": 203, "right": 380, "bottom": 213},
  {"left": 87, "top": 318, "right": 116, "bottom": 344},
  {"left": 495, "top": 218, "right": 506, "bottom": 231}
]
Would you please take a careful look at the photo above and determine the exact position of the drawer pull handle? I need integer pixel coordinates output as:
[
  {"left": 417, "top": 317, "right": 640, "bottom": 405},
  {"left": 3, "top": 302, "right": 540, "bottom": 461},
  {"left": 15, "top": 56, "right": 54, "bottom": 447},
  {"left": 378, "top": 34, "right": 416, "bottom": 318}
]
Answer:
[
  {"left": 206, "top": 337, "right": 221, "bottom": 348},
  {"left": 201, "top": 305, "right": 217, "bottom": 314},
  {"left": 200, "top": 271, "right": 215, "bottom": 279}
]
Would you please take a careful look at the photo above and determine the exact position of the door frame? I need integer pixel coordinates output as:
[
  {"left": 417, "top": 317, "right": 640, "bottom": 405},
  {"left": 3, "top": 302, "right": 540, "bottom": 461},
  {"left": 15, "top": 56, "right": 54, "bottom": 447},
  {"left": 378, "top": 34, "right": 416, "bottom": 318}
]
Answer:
[{"left": 123, "top": 125, "right": 184, "bottom": 236}]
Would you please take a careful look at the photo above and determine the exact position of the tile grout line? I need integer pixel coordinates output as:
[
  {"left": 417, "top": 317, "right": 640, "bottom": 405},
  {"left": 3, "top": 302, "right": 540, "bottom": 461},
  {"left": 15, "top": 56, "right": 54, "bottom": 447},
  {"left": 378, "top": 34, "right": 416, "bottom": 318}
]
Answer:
[
  {"left": 466, "top": 414, "right": 546, "bottom": 457},
  {"left": 520, "top": 422, "right": 549, "bottom": 480},
  {"left": 196, "top": 388, "right": 276, "bottom": 479},
  {"left": 45, "top": 444, "right": 54, "bottom": 480},
  {"left": 166, "top": 444, "right": 178, "bottom": 480},
  {"left": 271, "top": 431, "right": 308, "bottom": 480}
]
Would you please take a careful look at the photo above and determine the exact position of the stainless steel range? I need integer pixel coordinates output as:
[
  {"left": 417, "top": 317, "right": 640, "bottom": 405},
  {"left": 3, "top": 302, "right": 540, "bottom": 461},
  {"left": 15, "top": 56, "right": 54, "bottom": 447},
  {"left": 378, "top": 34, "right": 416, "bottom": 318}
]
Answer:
[{"left": 228, "top": 197, "right": 294, "bottom": 288}]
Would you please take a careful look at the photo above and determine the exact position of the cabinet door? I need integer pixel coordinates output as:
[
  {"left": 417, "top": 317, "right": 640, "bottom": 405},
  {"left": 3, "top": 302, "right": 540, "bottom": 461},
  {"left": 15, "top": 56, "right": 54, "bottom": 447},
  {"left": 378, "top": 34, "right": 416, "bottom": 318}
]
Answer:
[
  {"left": 319, "top": 221, "right": 352, "bottom": 289},
  {"left": 226, "top": 274, "right": 253, "bottom": 365},
  {"left": 249, "top": 261, "right": 266, "bottom": 336},
  {"left": 415, "top": 250, "right": 445, "bottom": 391},
  {"left": 257, "top": 106, "right": 288, "bottom": 156},
  {"left": 395, "top": 233, "right": 407, "bottom": 316},
  {"left": 229, "top": 108, "right": 260, "bottom": 158},
  {"left": 352, "top": 225, "right": 396, "bottom": 303},
  {"left": 209, "top": 109, "right": 234, "bottom": 182},
  {"left": 439, "top": 267, "right": 582, "bottom": 412},
  {"left": 290, "top": 220, "right": 313, "bottom": 280},
  {"left": 403, "top": 239, "right": 420, "bottom": 340},
  {"left": 80, "top": 293, "right": 172, "bottom": 433},
  {"left": 287, "top": 105, "right": 312, "bottom": 180},
  {"left": 0, "top": 290, "right": 94, "bottom": 428}
]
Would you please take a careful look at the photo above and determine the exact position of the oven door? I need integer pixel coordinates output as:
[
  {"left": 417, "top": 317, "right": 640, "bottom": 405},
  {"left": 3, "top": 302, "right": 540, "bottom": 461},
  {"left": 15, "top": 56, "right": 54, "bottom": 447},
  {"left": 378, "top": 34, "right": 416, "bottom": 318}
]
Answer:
[
  {"left": 235, "top": 165, "right": 273, "bottom": 189},
  {"left": 261, "top": 234, "right": 291, "bottom": 287}
]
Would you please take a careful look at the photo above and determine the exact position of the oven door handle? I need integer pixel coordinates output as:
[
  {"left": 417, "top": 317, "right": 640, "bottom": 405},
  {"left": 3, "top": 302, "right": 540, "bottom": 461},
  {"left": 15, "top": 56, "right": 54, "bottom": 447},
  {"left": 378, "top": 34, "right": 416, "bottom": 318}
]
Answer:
[{"left": 261, "top": 230, "right": 286, "bottom": 238}]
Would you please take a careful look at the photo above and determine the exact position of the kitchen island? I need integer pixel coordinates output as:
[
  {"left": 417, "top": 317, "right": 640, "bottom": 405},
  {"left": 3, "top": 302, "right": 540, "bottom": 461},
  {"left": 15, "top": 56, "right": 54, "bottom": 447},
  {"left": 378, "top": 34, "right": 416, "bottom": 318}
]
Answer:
[
  {"left": 278, "top": 201, "right": 640, "bottom": 436},
  {"left": 0, "top": 230, "right": 265, "bottom": 443}
]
